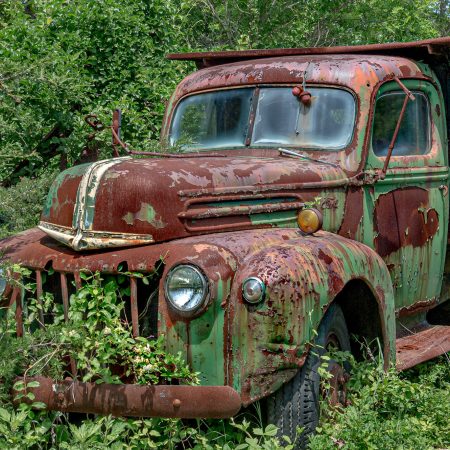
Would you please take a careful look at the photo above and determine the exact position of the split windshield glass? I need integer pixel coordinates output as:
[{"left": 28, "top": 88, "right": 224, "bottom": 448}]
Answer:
[{"left": 169, "top": 87, "right": 356, "bottom": 151}]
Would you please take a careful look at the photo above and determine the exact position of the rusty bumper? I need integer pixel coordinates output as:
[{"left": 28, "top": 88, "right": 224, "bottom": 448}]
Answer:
[{"left": 15, "top": 377, "right": 241, "bottom": 419}]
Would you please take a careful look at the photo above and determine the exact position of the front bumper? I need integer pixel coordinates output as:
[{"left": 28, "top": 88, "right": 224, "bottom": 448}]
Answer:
[{"left": 15, "top": 377, "right": 242, "bottom": 418}]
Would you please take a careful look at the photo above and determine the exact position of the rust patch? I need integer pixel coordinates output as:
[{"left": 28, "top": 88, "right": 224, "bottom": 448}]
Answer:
[
  {"left": 318, "top": 248, "right": 333, "bottom": 265},
  {"left": 396, "top": 325, "right": 450, "bottom": 370},
  {"left": 374, "top": 188, "right": 439, "bottom": 258},
  {"left": 14, "top": 376, "right": 241, "bottom": 418},
  {"left": 338, "top": 188, "right": 363, "bottom": 239},
  {"left": 396, "top": 298, "right": 438, "bottom": 317}
]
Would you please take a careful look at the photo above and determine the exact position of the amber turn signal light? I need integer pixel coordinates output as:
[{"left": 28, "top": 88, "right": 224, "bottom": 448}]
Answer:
[{"left": 297, "top": 208, "right": 323, "bottom": 234}]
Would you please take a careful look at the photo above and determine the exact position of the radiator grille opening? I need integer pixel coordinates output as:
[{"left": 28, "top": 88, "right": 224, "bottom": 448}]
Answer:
[{"left": 17, "top": 264, "right": 163, "bottom": 339}]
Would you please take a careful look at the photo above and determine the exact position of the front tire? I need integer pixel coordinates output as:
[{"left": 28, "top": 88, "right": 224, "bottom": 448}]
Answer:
[{"left": 266, "top": 303, "right": 351, "bottom": 448}]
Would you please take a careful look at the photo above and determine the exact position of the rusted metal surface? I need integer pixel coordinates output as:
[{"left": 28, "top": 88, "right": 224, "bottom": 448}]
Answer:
[
  {"left": 167, "top": 37, "right": 450, "bottom": 68},
  {"left": 130, "top": 277, "right": 139, "bottom": 338},
  {"left": 162, "top": 54, "right": 433, "bottom": 178},
  {"left": 374, "top": 188, "right": 440, "bottom": 257},
  {"left": 178, "top": 201, "right": 305, "bottom": 220},
  {"left": 396, "top": 298, "right": 439, "bottom": 318},
  {"left": 60, "top": 273, "right": 69, "bottom": 322},
  {"left": 325, "top": 363, "right": 350, "bottom": 407},
  {"left": 0, "top": 226, "right": 396, "bottom": 404},
  {"left": 14, "top": 377, "right": 241, "bottom": 418},
  {"left": 35, "top": 270, "right": 45, "bottom": 327},
  {"left": 112, "top": 109, "right": 121, "bottom": 158},
  {"left": 74, "top": 272, "right": 82, "bottom": 290},
  {"left": 396, "top": 325, "right": 450, "bottom": 371},
  {"left": 38, "top": 154, "right": 348, "bottom": 250},
  {"left": 380, "top": 78, "right": 415, "bottom": 178}
]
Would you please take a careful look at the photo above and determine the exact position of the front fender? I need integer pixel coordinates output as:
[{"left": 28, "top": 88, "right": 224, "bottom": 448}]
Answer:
[{"left": 229, "top": 230, "right": 395, "bottom": 405}]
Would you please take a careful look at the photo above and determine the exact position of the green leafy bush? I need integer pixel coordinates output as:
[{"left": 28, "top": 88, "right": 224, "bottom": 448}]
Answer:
[
  {"left": 0, "top": 0, "right": 191, "bottom": 183},
  {"left": 1, "top": 0, "right": 447, "bottom": 184},
  {"left": 309, "top": 355, "right": 450, "bottom": 450},
  {"left": 0, "top": 171, "right": 55, "bottom": 239}
]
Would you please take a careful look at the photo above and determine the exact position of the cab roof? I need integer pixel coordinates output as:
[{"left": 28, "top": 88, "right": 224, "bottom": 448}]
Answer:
[{"left": 172, "top": 54, "right": 427, "bottom": 100}]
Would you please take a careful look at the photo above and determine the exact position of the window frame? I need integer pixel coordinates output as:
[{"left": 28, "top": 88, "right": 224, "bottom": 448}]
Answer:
[
  {"left": 168, "top": 84, "right": 358, "bottom": 153},
  {"left": 371, "top": 89, "right": 432, "bottom": 159}
]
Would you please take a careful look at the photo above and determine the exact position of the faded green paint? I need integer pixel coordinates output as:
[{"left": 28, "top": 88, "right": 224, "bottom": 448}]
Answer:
[
  {"left": 122, "top": 203, "right": 166, "bottom": 229},
  {"left": 43, "top": 163, "right": 90, "bottom": 218},
  {"left": 188, "top": 278, "right": 227, "bottom": 386},
  {"left": 157, "top": 243, "right": 236, "bottom": 387},
  {"left": 364, "top": 79, "right": 449, "bottom": 312}
]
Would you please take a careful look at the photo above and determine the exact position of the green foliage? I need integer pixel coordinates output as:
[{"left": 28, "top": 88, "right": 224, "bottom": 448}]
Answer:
[
  {"left": 1, "top": 1, "right": 450, "bottom": 448},
  {"left": 0, "top": 170, "right": 55, "bottom": 239},
  {"left": 0, "top": 268, "right": 198, "bottom": 391},
  {"left": 309, "top": 354, "right": 450, "bottom": 450},
  {"left": 0, "top": 0, "right": 191, "bottom": 183},
  {"left": 185, "top": 0, "right": 441, "bottom": 50},
  {"left": 0, "top": 268, "right": 448, "bottom": 448}
]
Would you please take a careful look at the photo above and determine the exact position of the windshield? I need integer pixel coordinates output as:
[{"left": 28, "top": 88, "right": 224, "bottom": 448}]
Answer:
[{"left": 169, "top": 87, "right": 356, "bottom": 151}]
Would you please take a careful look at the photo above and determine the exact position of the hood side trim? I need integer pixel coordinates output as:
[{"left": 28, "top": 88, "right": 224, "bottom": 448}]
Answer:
[
  {"left": 38, "top": 221, "right": 154, "bottom": 251},
  {"left": 73, "top": 157, "right": 132, "bottom": 232}
]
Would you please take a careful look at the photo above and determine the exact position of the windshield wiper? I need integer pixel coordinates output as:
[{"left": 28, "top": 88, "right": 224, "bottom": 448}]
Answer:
[{"left": 278, "top": 147, "right": 339, "bottom": 168}]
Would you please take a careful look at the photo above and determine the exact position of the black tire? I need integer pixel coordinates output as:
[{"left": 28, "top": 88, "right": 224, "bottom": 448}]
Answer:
[{"left": 266, "top": 303, "right": 351, "bottom": 448}]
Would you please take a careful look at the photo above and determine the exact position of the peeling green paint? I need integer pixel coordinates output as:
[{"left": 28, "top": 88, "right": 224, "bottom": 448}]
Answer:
[
  {"left": 122, "top": 203, "right": 166, "bottom": 229},
  {"left": 43, "top": 163, "right": 90, "bottom": 218}
]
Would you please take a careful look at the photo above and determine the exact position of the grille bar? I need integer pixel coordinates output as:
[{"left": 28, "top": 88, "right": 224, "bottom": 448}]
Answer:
[
  {"left": 36, "top": 270, "right": 45, "bottom": 328},
  {"left": 130, "top": 277, "right": 139, "bottom": 337},
  {"left": 60, "top": 273, "right": 69, "bottom": 322},
  {"left": 12, "top": 287, "right": 22, "bottom": 337},
  {"left": 11, "top": 269, "right": 160, "bottom": 340},
  {"left": 74, "top": 272, "right": 82, "bottom": 290}
]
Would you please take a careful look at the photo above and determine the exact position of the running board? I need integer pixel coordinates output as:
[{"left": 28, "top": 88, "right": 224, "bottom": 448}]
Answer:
[{"left": 396, "top": 325, "right": 450, "bottom": 371}]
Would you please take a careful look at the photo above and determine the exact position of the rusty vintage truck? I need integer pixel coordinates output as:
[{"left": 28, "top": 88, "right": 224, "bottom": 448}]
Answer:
[{"left": 1, "top": 37, "right": 450, "bottom": 443}]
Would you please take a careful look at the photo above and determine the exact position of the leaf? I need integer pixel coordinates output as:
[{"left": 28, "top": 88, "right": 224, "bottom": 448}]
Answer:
[
  {"left": 13, "top": 381, "right": 25, "bottom": 391},
  {"left": 25, "top": 392, "right": 36, "bottom": 401},
  {"left": 31, "top": 402, "right": 47, "bottom": 410},
  {"left": 234, "top": 445, "right": 249, "bottom": 450},
  {"left": 0, "top": 408, "right": 11, "bottom": 423},
  {"left": 264, "top": 424, "right": 278, "bottom": 437}
]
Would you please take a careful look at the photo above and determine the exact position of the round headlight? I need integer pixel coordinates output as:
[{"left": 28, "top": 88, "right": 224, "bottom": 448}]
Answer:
[
  {"left": 297, "top": 208, "right": 323, "bottom": 234},
  {"left": 0, "top": 268, "right": 6, "bottom": 297},
  {"left": 242, "top": 277, "right": 266, "bottom": 304},
  {"left": 164, "top": 264, "right": 208, "bottom": 313}
]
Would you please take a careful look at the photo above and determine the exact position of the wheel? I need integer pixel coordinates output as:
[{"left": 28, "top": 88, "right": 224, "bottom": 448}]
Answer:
[{"left": 266, "top": 303, "right": 351, "bottom": 448}]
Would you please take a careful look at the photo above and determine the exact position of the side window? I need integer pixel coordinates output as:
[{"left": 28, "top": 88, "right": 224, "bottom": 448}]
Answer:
[{"left": 372, "top": 91, "right": 430, "bottom": 157}]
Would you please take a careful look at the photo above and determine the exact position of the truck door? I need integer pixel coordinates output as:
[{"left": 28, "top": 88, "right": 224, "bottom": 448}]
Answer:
[{"left": 365, "top": 78, "right": 448, "bottom": 316}]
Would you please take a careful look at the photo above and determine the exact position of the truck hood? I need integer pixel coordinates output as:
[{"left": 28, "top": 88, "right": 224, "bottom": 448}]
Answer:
[{"left": 39, "top": 155, "right": 347, "bottom": 251}]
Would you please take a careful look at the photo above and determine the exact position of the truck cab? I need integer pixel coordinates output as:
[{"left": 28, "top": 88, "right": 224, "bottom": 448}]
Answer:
[{"left": 1, "top": 37, "right": 450, "bottom": 445}]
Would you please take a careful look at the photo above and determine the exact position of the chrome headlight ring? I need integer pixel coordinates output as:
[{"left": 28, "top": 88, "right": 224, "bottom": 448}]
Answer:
[{"left": 164, "top": 264, "right": 209, "bottom": 315}]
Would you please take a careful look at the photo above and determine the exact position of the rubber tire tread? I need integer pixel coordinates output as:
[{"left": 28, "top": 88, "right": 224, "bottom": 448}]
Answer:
[{"left": 266, "top": 303, "right": 350, "bottom": 449}]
